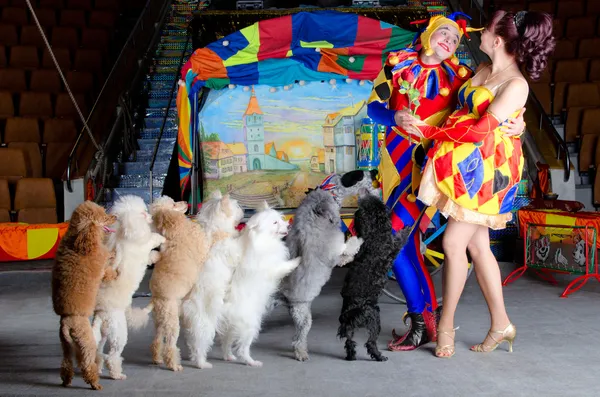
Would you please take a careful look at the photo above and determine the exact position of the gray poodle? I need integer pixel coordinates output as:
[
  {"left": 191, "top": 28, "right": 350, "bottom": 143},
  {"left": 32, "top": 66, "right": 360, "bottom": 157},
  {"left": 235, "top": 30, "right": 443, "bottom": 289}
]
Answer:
[{"left": 275, "top": 170, "right": 379, "bottom": 361}]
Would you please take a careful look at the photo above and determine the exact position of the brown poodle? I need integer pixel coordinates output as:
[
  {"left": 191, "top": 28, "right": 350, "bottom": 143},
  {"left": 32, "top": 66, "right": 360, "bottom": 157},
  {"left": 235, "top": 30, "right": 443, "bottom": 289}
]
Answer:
[
  {"left": 52, "top": 201, "right": 118, "bottom": 390},
  {"left": 139, "top": 196, "right": 222, "bottom": 371}
]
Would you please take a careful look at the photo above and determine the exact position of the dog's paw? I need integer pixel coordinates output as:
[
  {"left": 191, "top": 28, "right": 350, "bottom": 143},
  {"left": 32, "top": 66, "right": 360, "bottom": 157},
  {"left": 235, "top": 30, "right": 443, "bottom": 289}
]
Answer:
[
  {"left": 90, "top": 382, "right": 103, "bottom": 391},
  {"left": 345, "top": 354, "right": 357, "bottom": 361},
  {"left": 374, "top": 355, "right": 388, "bottom": 362},
  {"left": 110, "top": 373, "right": 127, "bottom": 380},
  {"left": 194, "top": 361, "right": 213, "bottom": 369},
  {"left": 223, "top": 354, "right": 237, "bottom": 362},
  {"left": 149, "top": 250, "right": 161, "bottom": 264},
  {"left": 344, "top": 236, "right": 363, "bottom": 256},
  {"left": 170, "top": 364, "right": 184, "bottom": 372},
  {"left": 294, "top": 349, "right": 310, "bottom": 362},
  {"left": 246, "top": 360, "right": 263, "bottom": 368}
]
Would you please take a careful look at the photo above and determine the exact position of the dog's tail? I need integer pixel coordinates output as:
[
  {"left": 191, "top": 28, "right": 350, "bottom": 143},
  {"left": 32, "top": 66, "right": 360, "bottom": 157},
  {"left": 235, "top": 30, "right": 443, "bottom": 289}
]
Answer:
[
  {"left": 126, "top": 302, "right": 153, "bottom": 331},
  {"left": 91, "top": 312, "right": 103, "bottom": 345},
  {"left": 337, "top": 306, "right": 363, "bottom": 339}
]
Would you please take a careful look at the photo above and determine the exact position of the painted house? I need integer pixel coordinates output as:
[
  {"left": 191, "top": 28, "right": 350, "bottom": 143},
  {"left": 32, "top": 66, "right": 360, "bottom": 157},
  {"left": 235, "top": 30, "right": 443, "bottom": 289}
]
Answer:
[
  {"left": 310, "top": 148, "right": 326, "bottom": 172},
  {"left": 202, "top": 141, "right": 234, "bottom": 179},
  {"left": 322, "top": 100, "right": 367, "bottom": 173},
  {"left": 227, "top": 143, "right": 248, "bottom": 173},
  {"left": 322, "top": 112, "right": 340, "bottom": 173}
]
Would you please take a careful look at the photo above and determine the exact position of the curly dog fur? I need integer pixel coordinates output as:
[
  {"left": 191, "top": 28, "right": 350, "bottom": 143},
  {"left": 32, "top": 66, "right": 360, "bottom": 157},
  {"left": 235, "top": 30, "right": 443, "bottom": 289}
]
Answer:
[
  {"left": 133, "top": 196, "right": 230, "bottom": 371},
  {"left": 180, "top": 190, "right": 244, "bottom": 369},
  {"left": 277, "top": 170, "right": 378, "bottom": 361},
  {"left": 337, "top": 190, "right": 410, "bottom": 361},
  {"left": 92, "top": 195, "right": 165, "bottom": 380},
  {"left": 52, "top": 201, "right": 117, "bottom": 390}
]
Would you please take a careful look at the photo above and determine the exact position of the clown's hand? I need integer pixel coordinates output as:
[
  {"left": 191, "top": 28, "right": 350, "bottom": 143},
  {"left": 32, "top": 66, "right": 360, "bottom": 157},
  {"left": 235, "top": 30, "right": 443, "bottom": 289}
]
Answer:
[
  {"left": 395, "top": 110, "right": 426, "bottom": 138},
  {"left": 502, "top": 107, "right": 526, "bottom": 137}
]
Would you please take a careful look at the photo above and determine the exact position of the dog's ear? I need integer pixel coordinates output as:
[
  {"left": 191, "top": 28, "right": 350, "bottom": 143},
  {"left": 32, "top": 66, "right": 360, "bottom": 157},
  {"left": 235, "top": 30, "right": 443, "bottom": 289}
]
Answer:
[
  {"left": 246, "top": 214, "right": 259, "bottom": 230},
  {"left": 210, "top": 190, "right": 222, "bottom": 200},
  {"left": 220, "top": 194, "right": 232, "bottom": 217},
  {"left": 340, "top": 170, "right": 365, "bottom": 188},
  {"left": 119, "top": 211, "right": 149, "bottom": 240},
  {"left": 153, "top": 210, "right": 177, "bottom": 233},
  {"left": 257, "top": 200, "right": 269, "bottom": 212},
  {"left": 313, "top": 200, "right": 336, "bottom": 224},
  {"left": 174, "top": 201, "right": 188, "bottom": 213}
]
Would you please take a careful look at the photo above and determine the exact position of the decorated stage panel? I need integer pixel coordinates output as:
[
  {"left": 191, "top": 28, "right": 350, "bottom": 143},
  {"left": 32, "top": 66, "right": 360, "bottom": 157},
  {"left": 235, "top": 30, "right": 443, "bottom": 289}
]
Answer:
[
  {"left": 198, "top": 81, "right": 377, "bottom": 209},
  {"left": 0, "top": 223, "right": 69, "bottom": 262}
]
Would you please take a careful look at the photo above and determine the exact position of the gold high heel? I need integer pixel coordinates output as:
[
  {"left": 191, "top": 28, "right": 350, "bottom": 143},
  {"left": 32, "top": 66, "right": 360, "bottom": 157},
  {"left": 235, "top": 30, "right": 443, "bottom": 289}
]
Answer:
[
  {"left": 435, "top": 327, "right": 458, "bottom": 358},
  {"left": 470, "top": 323, "right": 516, "bottom": 353}
]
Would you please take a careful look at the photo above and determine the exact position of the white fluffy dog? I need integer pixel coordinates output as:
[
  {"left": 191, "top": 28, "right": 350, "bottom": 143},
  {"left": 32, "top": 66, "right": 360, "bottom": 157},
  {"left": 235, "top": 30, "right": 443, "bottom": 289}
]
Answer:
[
  {"left": 181, "top": 190, "right": 244, "bottom": 369},
  {"left": 92, "top": 195, "right": 165, "bottom": 380},
  {"left": 218, "top": 203, "right": 301, "bottom": 367}
]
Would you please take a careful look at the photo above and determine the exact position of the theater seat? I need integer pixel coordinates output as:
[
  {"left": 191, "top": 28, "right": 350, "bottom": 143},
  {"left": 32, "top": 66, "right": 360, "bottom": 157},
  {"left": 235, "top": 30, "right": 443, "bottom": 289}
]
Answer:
[
  {"left": 4, "top": 117, "right": 41, "bottom": 143},
  {"left": 43, "top": 118, "right": 77, "bottom": 143},
  {"left": 0, "top": 179, "right": 10, "bottom": 222},
  {"left": 7, "top": 142, "right": 42, "bottom": 178},
  {"left": 0, "top": 147, "right": 27, "bottom": 184},
  {"left": 14, "top": 178, "right": 57, "bottom": 224},
  {"left": 44, "top": 142, "right": 71, "bottom": 179}
]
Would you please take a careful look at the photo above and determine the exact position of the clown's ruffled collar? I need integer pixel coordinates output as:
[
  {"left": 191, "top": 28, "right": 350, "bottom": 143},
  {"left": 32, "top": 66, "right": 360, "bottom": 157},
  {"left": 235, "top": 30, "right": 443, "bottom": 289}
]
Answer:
[{"left": 386, "top": 48, "right": 470, "bottom": 101}]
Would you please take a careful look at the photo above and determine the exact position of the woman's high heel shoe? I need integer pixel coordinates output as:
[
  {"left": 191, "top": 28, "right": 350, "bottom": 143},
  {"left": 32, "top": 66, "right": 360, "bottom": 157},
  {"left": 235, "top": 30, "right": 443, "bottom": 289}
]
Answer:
[
  {"left": 435, "top": 327, "right": 458, "bottom": 358},
  {"left": 470, "top": 323, "right": 516, "bottom": 353}
]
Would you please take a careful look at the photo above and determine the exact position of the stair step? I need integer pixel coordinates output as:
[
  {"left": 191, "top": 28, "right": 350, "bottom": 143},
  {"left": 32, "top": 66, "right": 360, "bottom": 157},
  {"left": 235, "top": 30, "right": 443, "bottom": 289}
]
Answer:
[
  {"left": 137, "top": 138, "right": 176, "bottom": 151},
  {"left": 157, "top": 42, "right": 193, "bottom": 51},
  {"left": 117, "top": 173, "right": 167, "bottom": 188},
  {"left": 119, "top": 160, "right": 169, "bottom": 175},
  {"left": 149, "top": 65, "right": 179, "bottom": 75},
  {"left": 143, "top": 117, "right": 177, "bottom": 129},
  {"left": 144, "top": 108, "right": 177, "bottom": 119},
  {"left": 154, "top": 49, "right": 191, "bottom": 59},
  {"left": 109, "top": 187, "right": 163, "bottom": 205},
  {"left": 139, "top": 128, "right": 177, "bottom": 140},
  {"left": 148, "top": 81, "right": 177, "bottom": 91},
  {"left": 130, "top": 148, "right": 172, "bottom": 162}
]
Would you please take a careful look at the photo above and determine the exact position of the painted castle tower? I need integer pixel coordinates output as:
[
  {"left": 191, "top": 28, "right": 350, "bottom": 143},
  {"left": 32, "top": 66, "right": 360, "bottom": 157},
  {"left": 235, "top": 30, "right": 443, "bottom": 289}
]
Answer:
[{"left": 243, "top": 88, "right": 265, "bottom": 171}]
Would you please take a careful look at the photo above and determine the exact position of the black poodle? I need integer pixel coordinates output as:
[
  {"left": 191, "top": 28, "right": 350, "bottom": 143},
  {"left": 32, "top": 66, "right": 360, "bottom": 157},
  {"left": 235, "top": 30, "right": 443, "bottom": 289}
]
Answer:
[{"left": 337, "top": 189, "right": 410, "bottom": 361}]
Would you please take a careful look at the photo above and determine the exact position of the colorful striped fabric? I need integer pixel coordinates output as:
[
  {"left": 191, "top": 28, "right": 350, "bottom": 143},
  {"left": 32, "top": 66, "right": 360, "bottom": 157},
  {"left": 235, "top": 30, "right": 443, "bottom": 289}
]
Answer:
[{"left": 181, "top": 10, "right": 416, "bottom": 94}]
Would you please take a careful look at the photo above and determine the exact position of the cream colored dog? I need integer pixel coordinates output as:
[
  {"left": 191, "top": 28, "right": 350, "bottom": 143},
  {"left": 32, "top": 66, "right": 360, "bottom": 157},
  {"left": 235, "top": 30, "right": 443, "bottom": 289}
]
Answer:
[{"left": 92, "top": 195, "right": 165, "bottom": 380}]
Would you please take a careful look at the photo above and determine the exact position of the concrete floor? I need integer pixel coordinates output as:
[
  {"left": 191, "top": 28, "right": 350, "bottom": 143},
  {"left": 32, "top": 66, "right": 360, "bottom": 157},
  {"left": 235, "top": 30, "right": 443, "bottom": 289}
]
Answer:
[{"left": 1, "top": 261, "right": 600, "bottom": 397}]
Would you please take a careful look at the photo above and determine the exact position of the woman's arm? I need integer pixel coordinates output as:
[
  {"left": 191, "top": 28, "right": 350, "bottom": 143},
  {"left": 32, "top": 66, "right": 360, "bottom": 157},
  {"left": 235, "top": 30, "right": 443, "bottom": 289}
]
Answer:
[{"left": 398, "top": 78, "right": 529, "bottom": 143}]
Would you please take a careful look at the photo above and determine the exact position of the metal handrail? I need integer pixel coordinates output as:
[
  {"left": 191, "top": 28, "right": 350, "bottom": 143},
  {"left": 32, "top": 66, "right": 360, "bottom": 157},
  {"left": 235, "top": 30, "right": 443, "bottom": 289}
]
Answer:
[
  {"left": 66, "top": 0, "right": 167, "bottom": 192},
  {"left": 452, "top": 0, "right": 571, "bottom": 182}
]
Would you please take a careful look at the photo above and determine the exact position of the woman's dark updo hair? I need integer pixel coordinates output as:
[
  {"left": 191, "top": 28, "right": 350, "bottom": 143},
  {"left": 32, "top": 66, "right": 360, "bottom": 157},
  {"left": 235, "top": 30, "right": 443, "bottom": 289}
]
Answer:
[{"left": 487, "top": 10, "right": 556, "bottom": 81}]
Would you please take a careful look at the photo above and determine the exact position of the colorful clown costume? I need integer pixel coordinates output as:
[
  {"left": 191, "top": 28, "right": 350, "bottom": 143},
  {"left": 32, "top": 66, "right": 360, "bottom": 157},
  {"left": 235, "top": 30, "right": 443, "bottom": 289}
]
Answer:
[
  {"left": 367, "top": 47, "right": 472, "bottom": 350},
  {"left": 367, "top": 12, "right": 481, "bottom": 351},
  {"left": 416, "top": 80, "right": 524, "bottom": 229}
]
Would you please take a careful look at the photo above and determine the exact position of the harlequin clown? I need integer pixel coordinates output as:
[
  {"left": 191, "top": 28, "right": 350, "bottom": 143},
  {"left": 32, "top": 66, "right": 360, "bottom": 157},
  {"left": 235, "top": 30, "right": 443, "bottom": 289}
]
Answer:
[{"left": 367, "top": 12, "right": 524, "bottom": 351}]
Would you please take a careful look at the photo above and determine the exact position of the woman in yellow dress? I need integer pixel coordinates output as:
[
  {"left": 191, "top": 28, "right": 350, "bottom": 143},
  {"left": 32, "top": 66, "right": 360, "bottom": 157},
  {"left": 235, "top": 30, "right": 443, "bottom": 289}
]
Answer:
[{"left": 397, "top": 10, "right": 555, "bottom": 358}]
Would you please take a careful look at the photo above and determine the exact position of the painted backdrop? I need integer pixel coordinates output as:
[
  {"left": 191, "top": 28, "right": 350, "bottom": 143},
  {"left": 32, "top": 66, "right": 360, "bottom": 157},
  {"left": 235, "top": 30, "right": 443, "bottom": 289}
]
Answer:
[{"left": 199, "top": 81, "right": 373, "bottom": 208}]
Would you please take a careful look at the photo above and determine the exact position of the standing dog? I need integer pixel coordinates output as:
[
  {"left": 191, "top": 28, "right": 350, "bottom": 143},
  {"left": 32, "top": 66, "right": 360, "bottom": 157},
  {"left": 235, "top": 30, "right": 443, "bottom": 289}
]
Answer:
[
  {"left": 132, "top": 195, "right": 235, "bottom": 371},
  {"left": 277, "top": 170, "right": 379, "bottom": 361},
  {"left": 92, "top": 195, "right": 165, "bottom": 380},
  {"left": 52, "top": 201, "right": 117, "bottom": 390},
  {"left": 337, "top": 190, "right": 410, "bottom": 361},
  {"left": 181, "top": 190, "right": 244, "bottom": 369},
  {"left": 218, "top": 203, "right": 301, "bottom": 367}
]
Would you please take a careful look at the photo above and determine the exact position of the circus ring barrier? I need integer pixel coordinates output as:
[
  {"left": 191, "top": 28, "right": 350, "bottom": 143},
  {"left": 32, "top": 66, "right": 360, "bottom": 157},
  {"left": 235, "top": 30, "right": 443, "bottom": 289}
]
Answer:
[
  {"left": 503, "top": 209, "right": 600, "bottom": 297},
  {"left": 0, "top": 223, "right": 69, "bottom": 262}
]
